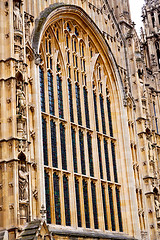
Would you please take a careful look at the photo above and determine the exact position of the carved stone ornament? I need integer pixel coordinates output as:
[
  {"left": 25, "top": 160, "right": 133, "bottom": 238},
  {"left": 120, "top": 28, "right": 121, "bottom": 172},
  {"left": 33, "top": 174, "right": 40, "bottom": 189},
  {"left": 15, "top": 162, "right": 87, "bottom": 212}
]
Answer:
[
  {"left": 19, "top": 164, "right": 29, "bottom": 202},
  {"left": 155, "top": 196, "right": 160, "bottom": 220},
  {"left": 13, "top": 2, "right": 22, "bottom": 32}
]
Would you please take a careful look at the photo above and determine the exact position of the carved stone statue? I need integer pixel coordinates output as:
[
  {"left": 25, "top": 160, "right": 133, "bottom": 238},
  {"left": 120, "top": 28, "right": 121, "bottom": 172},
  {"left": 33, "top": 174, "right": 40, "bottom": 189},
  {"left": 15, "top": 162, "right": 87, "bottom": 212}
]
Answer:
[
  {"left": 16, "top": 83, "right": 26, "bottom": 116},
  {"left": 19, "top": 164, "right": 29, "bottom": 202},
  {"left": 155, "top": 196, "right": 160, "bottom": 219},
  {"left": 13, "top": 2, "right": 22, "bottom": 31}
]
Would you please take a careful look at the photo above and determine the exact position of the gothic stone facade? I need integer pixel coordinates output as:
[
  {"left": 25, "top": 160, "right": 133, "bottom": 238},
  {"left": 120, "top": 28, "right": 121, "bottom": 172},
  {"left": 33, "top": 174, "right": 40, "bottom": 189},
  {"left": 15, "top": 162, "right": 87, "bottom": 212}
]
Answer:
[{"left": 0, "top": 0, "right": 160, "bottom": 240}]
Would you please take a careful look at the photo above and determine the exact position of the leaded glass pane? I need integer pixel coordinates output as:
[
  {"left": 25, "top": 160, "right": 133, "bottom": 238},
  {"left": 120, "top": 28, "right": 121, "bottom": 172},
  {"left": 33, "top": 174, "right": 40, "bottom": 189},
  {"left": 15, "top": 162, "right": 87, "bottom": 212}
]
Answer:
[
  {"left": 42, "top": 117, "right": 48, "bottom": 166},
  {"left": 63, "top": 175, "right": 71, "bottom": 226},
  {"left": 79, "top": 130, "right": 86, "bottom": 175},
  {"left": 60, "top": 123, "right": 67, "bottom": 170},
  {"left": 39, "top": 67, "right": 45, "bottom": 112},
  {"left": 57, "top": 75, "right": 64, "bottom": 119},
  {"left": 53, "top": 173, "right": 61, "bottom": 225},
  {"left": 45, "top": 170, "right": 51, "bottom": 224},
  {"left": 87, "top": 132, "right": 94, "bottom": 177},
  {"left": 75, "top": 178, "right": 81, "bottom": 227},
  {"left": 83, "top": 179, "right": 90, "bottom": 228},
  {"left": 48, "top": 71, "right": 54, "bottom": 115},
  {"left": 91, "top": 182, "right": 98, "bottom": 229},
  {"left": 50, "top": 120, "right": 57, "bottom": 168}
]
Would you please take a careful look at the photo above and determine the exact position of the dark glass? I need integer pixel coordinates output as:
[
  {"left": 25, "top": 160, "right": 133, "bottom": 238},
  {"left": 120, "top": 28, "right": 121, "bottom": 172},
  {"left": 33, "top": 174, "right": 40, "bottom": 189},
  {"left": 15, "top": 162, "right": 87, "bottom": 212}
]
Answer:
[
  {"left": 91, "top": 182, "right": 98, "bottom": 229},
  {"left": 104, "top": 139, "right": 111, "bottom": 181},
  {"left": 111, "top": 142, "right": 118, "bottom": 183},
  {"left": 83, "top": 87, "right": 90, "bottom": 128},
  {"left": 108, "top": 185, "right": 116, "bottom": 231},
  {"left": 107, "top": 97, "right": 113, "bottom": 137},
  {"left": 68, "top": 80, "right": 74, "bottom": 122},
  {"left": 50, "top": 120, "right": 57, "bottom": 168},
  {"left": 87, "top": 133, "right": 94, "bottom": 177},
  {"left": 93, "top": 92, "right": 99, "bottom": 131},
  {"left": 101, "top": 184, "right": 108, "bottom": 230},
  {"left": 63, "top": 175, "right": 71, "bottom": 226},
  {"left": 71, "top": 127, "right": 77, "bottom": 172},
  {"left": 53, "top": 173, "right": 61, "bottom": 225},
  {"left": 75, "top": 84, "right": 82, "bottom": 125},
  {"left": 79, "top": 130, "right": 86, "bottom": 175},
  {"left": 42, "top": 117, "right": 48, "bottom": 166},
  {"left": 83, "top": 179, "right": 90, "bottom": 228},
  {"left": 45, "top": 170, "right": 51, "bottom": 223},
  {"left": 47, "top": 71, "right": 54, "bottom": 115},
  {"left": 60, "top": 123, "right": 67, "bottom": 170},
  {"left": 99, "top": 95, "right": 106, "bottom": 134},
  {"left": 57, "top": 75, "right": 64, "bottom": 119},
  {"left": 39, "top": 67, "right": 45, "bottom": 112},
  {"left": 97, "top": 136, "right": 103, "bottom": 179},
  {"left": 75, "top": 178, "right": 82, "bottom": 227},
  {"left": 116, "top": 187, "right": 123, "bottom": 232}
]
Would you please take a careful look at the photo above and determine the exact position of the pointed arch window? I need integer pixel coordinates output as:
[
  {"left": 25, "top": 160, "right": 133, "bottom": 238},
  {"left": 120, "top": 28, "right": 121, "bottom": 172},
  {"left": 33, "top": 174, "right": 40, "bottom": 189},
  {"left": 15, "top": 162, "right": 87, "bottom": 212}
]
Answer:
[
  {"left": 39, "top": 67, "right": 45, "bottom": 112},
  {"left": 87, "top": 132, "right": 94, "bottom": 177},
  {"left": 53, "top": 173, "right": 61, "bottom": 225},
  {"left": 101, "top": 184, "right": 108, "bottom": 230},
  {"left": 63, "top": 175, "right": 71, "bottom": 226},
  {"left": 57, "top": 74, "right": 64, "bottom": 118},
  {"left": 91, "top": 181, "right": 98, "bottom": 229},
  {"left": 45, "top": 170, "right": 51, "bottom": 224},
  {"left": 50, "top": 120, "right": 57, "bottom": 168},
  {"left": 60, "top": 123, "right": 67, "bottom": 170},
  {"left": 48, "top": 71, "right": 54, "bottom": 115},
  {"left": 71, "top": 127, "right": 78, "bottom": 173},
  {"left": 68, "top": 80, "right": 74, "bottom": 122},
  {"left": 79, "top": 130, "right": 86, "bottom": 175},
  {"left": 42, "top": 117, "right": 48, "bottom": 166},
  {"left": 97, "top": 136, "right": 103, "bottom": 179},
  {"left": 75, "top": 178, "right": 82, "bottom": 227},
  {"left": 83, "top": 87, "right": 90, "bottom": 128},
  {"left": 83, "top": 179, "right": 90, "bottom": 228}
]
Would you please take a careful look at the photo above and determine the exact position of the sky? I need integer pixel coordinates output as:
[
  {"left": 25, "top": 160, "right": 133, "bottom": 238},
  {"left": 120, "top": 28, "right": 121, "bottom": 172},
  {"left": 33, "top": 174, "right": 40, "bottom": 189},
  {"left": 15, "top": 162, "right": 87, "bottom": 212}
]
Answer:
[{"left": 129, "top": 0, "right": 145, "bottom": 34}]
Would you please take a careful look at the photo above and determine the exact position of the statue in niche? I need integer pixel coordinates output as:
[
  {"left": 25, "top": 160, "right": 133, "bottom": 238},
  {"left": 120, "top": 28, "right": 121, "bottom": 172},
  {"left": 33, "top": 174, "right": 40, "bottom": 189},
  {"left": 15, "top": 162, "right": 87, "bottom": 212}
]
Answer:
[
  {"left": 155, "top": 196, "right": 160, "bottom": 219},
  {"left": 19, "top": 164, "right": 29, "bottom": 202},
  {"left": 13, "top": 1, "right": 22, "bottom": 31},
  {"left": 16, "top": 80, "right": 26, "bottom": 117}
]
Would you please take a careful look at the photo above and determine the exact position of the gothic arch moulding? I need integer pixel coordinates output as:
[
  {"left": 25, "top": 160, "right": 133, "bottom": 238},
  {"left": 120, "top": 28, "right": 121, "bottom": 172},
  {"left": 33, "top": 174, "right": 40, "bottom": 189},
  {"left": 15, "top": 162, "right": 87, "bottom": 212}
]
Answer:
[{"left": 31, "top": 3, "right": 125, "bottom": 102}]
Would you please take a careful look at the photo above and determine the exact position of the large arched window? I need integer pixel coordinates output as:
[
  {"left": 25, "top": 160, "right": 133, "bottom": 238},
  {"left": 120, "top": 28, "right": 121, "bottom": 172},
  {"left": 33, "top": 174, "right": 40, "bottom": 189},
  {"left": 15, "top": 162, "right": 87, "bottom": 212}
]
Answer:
[{"left": 39, "top": 16, "right": 123, "bottom": 233}]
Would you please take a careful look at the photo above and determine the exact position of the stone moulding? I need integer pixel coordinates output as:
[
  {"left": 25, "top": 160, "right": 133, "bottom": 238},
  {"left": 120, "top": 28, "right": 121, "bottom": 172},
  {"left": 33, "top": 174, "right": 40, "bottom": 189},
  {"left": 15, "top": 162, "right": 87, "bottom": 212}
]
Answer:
[{"left": 31, "top": 3, "right": 125, "bottom": 98}]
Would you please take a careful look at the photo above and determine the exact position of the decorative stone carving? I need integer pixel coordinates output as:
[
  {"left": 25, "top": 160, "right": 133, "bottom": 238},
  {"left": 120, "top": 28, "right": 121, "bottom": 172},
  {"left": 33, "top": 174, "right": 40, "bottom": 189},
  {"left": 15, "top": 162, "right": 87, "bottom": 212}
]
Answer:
[
  {"left": 155, "top": 196, "right": 160, "bottom": 219},
  {"left": 19, "top": 164, "right": 29, "bottom": 202},
  {"left": 13, "top": 2, "right": 22, "bottom": 32},
  {"left": 16, "top": 81, "right": 26, "bottom": 117}
]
